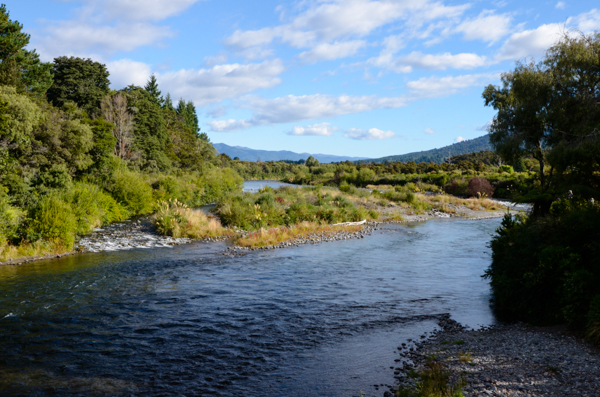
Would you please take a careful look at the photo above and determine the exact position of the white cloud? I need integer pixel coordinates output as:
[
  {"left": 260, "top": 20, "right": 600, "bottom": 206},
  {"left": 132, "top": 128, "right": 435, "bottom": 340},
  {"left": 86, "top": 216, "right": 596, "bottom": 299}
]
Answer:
[
  {"left": 424, "top": 128, "right": 435, "bottom": 134},
  {"left": 568, "top": 9, "right": 600, "bottom": 33},
  {"left": 93, "top": 0, "right": 201, "bottom": 22},
  {"left": 455, "top": 136, "right": 466, "bottom": 142},
  {"left": 476, "top": 121, "right": 492, "bottom": 131},
  {"left": 382, "top": 51, "right": 487, "bottom": 73},
  {"left": 106, "top": 59, "right": 152, "bottom": 89},
  {"left": 208, "top": 93, "right": 408, "bottom": 132},
  {"left": 344, "top": 128, "right": 395, "bottom": 140},
  {"left": 454, "top": 11, "right": 512, "bottom": 43},
  {"left": 495, "top": 23, "right": 565, "bottom": 61},
  {"left": 288, "top": 122, "right": 337, "bottom": 136},
  {"left": 298, "top": 40, "right": 367, "bottom": 63},
  {"left": 203, "top": 53, "right": 228, "bottom": 67},
  {"left": 158, "top": 59, "right": 285, "bottom": 106},
  {"left": 34, "top": 21, "right": 174, "bottom": 60},
  {"left": 555, "top": 2, "right": 566, "bottom": 10},
  {"left": 406, "top": 73, "right": 499, "bottom": 99},
  {"left": 225, "top": 0, "right": 470, "bottom": 60}
]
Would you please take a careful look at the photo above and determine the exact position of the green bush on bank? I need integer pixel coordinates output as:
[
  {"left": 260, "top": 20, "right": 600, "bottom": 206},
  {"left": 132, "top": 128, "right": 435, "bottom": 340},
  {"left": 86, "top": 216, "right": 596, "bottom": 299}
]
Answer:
[{"left": 486, "top": 205, "right": 600, "bottom": 341}]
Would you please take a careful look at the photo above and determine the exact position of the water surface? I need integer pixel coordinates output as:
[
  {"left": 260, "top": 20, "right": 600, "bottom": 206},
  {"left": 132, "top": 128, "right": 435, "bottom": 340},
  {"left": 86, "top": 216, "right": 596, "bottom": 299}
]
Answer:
[{"left": 0, "top": 218, "right": 499, "bottom": 396}]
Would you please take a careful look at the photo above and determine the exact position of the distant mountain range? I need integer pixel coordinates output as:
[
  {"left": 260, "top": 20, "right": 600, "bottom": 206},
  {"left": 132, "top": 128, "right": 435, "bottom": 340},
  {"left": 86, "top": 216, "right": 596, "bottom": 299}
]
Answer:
[
  {"left": 213, "top": 143, "right": 369, "bottom": 163},
  {"left": 214, "top": 134, "right": 492, "bottom": 165},
  {"left": 358, "top": 135, "right": 492, "bottom": 164}
]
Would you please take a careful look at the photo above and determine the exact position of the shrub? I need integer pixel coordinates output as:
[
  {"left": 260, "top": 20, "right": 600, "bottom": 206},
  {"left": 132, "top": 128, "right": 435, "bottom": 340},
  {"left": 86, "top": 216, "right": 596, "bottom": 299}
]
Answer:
[
  {"left": 27, "top": 194, "right": 77, "bottom": 248},
  {"left": 444, "top": 178, "right": 468, "bottom": 196},
  {"left": 110, "top": 168, "right": 153, "bottom": 215},
  {"left": 66, "top": 182, "right": 128, "bottom": 234},
  {"left": 154, "top": 199, "right": 227, "bottom": 239},
  {"left": 0, "top": 190, "right": 23, "bottom": 246},
  {"left": 467, "top": 177, "right": 494, "bottom": 198},
  {"left": 486, "top": 207, "right": 600, "bottom": 333}
]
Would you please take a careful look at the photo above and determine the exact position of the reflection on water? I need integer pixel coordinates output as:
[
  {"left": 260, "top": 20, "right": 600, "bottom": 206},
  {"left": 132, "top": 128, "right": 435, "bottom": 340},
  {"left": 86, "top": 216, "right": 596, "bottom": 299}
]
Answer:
[{"left": 0, "top": 219, "right": 499, "bottom": 397}]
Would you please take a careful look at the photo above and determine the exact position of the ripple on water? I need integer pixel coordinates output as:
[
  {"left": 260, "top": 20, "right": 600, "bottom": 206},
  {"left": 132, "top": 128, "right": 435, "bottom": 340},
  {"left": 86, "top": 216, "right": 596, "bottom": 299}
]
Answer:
[{"left": 0, "top": 218, "right": 500, "bottom": 396}]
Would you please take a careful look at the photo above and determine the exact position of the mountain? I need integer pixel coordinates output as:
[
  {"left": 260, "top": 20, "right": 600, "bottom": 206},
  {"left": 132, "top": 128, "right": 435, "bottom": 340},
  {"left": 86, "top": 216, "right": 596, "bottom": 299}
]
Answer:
[
  {"left": 358, "top": 135, "right": 492, "bottom": 164},
  {"left": 213, "top": 143, "right": 369, "bottom": 163}
]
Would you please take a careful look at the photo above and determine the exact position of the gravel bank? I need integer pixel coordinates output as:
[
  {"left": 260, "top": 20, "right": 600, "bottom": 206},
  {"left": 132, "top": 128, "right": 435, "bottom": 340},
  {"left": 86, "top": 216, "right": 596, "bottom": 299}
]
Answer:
[{"left": 393, "top": 317, "right": 600, "bottom": 397}]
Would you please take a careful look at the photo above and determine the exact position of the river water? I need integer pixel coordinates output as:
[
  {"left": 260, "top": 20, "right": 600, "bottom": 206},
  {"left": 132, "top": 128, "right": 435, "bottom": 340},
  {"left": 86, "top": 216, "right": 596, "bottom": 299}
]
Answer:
[{"left": 0, "top": 218, "right": 500, "bottom": 396}]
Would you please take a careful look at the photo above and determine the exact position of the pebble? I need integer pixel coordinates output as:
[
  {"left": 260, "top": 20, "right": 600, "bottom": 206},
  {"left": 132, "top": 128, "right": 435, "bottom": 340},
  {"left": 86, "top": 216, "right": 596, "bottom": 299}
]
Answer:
[{"left": 393, "top": 316, "right": 600, "bottom": 397}]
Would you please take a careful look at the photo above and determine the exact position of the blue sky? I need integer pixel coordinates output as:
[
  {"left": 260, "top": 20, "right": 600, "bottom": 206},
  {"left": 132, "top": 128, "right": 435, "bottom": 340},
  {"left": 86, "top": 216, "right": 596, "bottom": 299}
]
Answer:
[{"left": 6, "top": 0, "right": 600, "bottom": 157}]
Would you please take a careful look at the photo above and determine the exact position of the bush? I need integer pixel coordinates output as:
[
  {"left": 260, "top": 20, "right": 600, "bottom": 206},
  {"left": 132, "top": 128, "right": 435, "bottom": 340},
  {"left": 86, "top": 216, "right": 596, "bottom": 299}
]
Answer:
[
  {"left": 110, "top": 168, "right": 154, "bottom": 215},
  {"left": 0, "top": 189, "right": 23, "bottom": 246},
  {"left": 467, "top": 177, "right": 494, "bottom": 198},
  {"left": 27, "top": 194, "right": 77, "bottom": 248},
  {"left": 65, "top": 182, "right": 128, "bottom": 234},
  {"left": 444, "top": 178, "right": 468, "bottom": 196},
  {"left": 154, "top": 199, "right": 227, "bottom": 239},
  {"left": 486, "top": 207, "right": 600, "bottom": 335}
]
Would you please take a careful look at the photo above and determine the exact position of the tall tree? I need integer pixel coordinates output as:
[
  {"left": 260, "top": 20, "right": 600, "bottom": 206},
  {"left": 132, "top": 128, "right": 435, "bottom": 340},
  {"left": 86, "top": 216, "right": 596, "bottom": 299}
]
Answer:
[
  {"left": 162, "top": 93, "right": 174, "bottom": 111},
  {"left": 101, "top": 92, "right": 135, "bottom": 160},
  {"left": 483, "top": 32, "right": 600, "bottom": 216},
  {"left": 185, "top": 101, "right": 199, "bottom": 135},
  {"left": 144, "top": 74, "right": 163, "bottom": 107},
  {"left": 0, "top": 4, "right": 52, "bottom": 95},
  {"left": 46, "top": 57, "right": 110, "bottom": 116}
]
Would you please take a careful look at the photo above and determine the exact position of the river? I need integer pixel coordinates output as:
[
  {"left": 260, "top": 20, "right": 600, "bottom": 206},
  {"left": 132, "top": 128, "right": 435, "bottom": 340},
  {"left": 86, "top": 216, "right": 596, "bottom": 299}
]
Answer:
[{"left": 0, "top": 218, "right": 499, "bottom": 396}]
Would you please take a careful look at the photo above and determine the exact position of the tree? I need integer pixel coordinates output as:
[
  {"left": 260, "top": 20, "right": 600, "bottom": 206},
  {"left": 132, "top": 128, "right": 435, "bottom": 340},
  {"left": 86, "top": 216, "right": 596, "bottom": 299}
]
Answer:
[
  {"left": 47, "top": 56, "right": 110, "bottom": 116},
  {"left": 185, "top": 101, "right": 199, "bottom": 134},
  {"left": 482, "top": 33, "right": 600, "bottom": 215},
  {"left": 0, "top": 4, "right": 52, "bottom": 95},
  {"left": 144, "top": 74, "right": 163, "bottom": 107},
  {"left": 101, "top": 92, "right": 134, "bottom": 160},
  {"left": 163, "top": 93, "right": 174, "bottom": 111},
  {"left": 305, "top": 155, "right": 319, "bottom": 167}
]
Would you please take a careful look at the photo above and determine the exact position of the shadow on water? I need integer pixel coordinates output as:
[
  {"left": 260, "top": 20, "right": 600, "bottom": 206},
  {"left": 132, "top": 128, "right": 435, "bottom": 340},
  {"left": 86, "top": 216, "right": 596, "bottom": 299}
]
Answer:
[{"left": 0, "top": 218, "right": 500, "bottom": 396}]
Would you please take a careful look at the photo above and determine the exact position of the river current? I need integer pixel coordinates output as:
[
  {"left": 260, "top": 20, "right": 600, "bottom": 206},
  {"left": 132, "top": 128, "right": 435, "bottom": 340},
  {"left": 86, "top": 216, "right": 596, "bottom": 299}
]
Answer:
[{"left": 0, "top": 218, "right": 500, "bottom": 396}]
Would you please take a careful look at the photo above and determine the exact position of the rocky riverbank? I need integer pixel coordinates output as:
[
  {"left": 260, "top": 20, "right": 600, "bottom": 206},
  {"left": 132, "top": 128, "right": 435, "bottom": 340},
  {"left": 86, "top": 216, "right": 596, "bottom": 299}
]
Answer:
[{"left": 391, "top": 317, "right": 600, "bottom": 397}]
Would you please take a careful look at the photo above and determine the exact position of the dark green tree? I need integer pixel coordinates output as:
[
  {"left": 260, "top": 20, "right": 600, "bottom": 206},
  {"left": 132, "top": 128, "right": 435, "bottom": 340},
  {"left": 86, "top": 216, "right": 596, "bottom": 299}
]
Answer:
[
  {"left": 162, "top": 93, "right": 174, "bottom": 111},
  {"left": 185, "top": 101, "right": 199, "bottom": 134},
  {"left": 144, "top": 74, "right": 163, "bottom": 107},
  {"left": 46, "top": 56, "right": 110, "bottom": 116},
  {"left": 124, "top": 85, "right": 171, "bottom": 171},
  {"left": 0, "top": 4, "right": 52, "bottom": 95}
]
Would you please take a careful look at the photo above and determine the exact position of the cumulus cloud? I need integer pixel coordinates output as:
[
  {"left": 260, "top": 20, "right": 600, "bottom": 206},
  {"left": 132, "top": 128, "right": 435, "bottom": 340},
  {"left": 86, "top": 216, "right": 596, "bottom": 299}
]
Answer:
[
  {"left": 454, "top": 10, "right": 512, "bottom": 43},
  {"left": 455, "top": 136, "right": 466, "bottom": 142},
  {"left": 288, "top": 122, "right": 337, "bottom": 136},
  {"left": 568, "top": 9, "right": 600, "bottom": 33},
  {"left": 106, "top": 59, "right": 152, "bottom": 89},
  {"left": 298, "top": 40, "right": 367, "bottom": 63},
  {"left": 208, "top": 93, "right": 408, "bottom": 132},
  {"left": 344, "top": 128, "right": 396, "bottom": 140},
  {"left": 424, "top": 128, "right": 435, "bottom": 134},
  {"left": 157, "top": 59, "right": 285, "bottom": 106},
  {"left": 379, "top": 51, "right": 487, "bottom": 73},
  {"left": 406, "top": 73, "right": 499, "bottom": 99},
  {"left": 495, "top": 23, "right": 565, "bottom": 61},
  {"left": 555, "top": 2, "right": 566, "bottom": 10}
]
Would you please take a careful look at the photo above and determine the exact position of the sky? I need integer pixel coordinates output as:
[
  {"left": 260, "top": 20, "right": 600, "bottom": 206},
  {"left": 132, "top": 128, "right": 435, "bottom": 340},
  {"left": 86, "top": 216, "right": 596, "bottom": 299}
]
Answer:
[{"left": 6, "top": 0, "right": 600, "bottom": 158}]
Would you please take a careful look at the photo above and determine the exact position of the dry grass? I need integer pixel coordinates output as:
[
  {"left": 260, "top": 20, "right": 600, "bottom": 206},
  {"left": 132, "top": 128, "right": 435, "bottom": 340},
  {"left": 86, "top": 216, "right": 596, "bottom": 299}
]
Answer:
[
  {"left": 422, "top": 195, "right": 504, "bottom": 211},
  {"left": 0, "top": 240, "right": 72, "bottom": 262},
  {"left": 153, "top": 199, "right": 233, "bottom": 239},
  {"left": 234, "top": 221, "right": 363, "bottom": 248}
]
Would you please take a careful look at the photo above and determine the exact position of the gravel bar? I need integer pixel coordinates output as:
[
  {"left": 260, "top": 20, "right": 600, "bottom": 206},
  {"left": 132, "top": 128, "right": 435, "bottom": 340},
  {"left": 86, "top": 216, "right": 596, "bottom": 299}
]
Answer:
[{"left": 393, "top": 316, "right": 600, "bottom": 397}]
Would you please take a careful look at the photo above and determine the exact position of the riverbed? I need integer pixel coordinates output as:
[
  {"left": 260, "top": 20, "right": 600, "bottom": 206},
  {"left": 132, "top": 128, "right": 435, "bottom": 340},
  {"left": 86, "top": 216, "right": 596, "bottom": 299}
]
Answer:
[{"left": 0, "top": 218, "right": 500, "bottom": 396}]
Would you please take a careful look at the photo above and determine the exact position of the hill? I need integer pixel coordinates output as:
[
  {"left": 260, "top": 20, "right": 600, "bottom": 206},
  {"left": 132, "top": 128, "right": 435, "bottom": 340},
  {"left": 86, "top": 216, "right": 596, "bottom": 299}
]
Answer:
[
  {"left": 213, "top": 143, "right": 369, "bottom": 163},
  {"left": 358, "top": 135, "right": 492, "bottom": 164}
]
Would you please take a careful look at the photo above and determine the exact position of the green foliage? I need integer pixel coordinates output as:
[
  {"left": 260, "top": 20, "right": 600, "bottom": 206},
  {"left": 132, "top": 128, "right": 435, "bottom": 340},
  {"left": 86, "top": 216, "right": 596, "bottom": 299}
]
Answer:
[
  {"left": 486, "top": 206, "right": 600, "bottom": 331},
  {"left": 396, "top": 360, "right": 464, "bottom": 397},
  {"left": 0, "top": 188, "right": 23, "bottom": 245},
  {"left": 0, "top": 85, "right": 43, "bottom": 145},
  {"left": 47, "top": 57, "right": 110, "bottom": 116},
  {"left": 108, "top": 166, "right": 154, "bottom": 215},
  {"left": 144, "top": 74, "right": 163, "bottom": 107},
  {"left": 124, "top": 85, "right": 171, "bottom": 171},
  {"left": 27, "top": 194, "right": 77, "bottom": 248}
]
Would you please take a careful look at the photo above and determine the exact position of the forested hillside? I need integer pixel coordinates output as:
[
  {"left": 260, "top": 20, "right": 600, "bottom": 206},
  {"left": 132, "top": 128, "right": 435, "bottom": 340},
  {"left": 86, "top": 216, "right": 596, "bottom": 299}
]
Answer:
[
  {"left": 213, "top": 143, "right": 368, "bottom": 163},
  {"left": 359, "top": 134, "right": 492, "bottom": 164}
]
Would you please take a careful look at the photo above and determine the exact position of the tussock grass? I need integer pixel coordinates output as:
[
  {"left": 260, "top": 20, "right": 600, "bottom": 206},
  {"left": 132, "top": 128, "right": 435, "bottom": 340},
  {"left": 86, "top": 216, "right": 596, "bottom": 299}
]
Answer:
[
  {"left": 234, "top": 221, "right": 363, "bottom": 248},
  {"left": 153, "top": 199, "right": 232, "bottom": 239},
  {"left": 396, "top": 360, "right": 465, "bottom": 397}
]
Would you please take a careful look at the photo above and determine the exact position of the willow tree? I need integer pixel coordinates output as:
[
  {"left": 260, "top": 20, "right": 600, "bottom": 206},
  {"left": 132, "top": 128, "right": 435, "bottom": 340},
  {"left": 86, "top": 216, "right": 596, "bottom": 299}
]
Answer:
[{"left": 483, "top": 33, "right": 600, "bottom": 216}]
